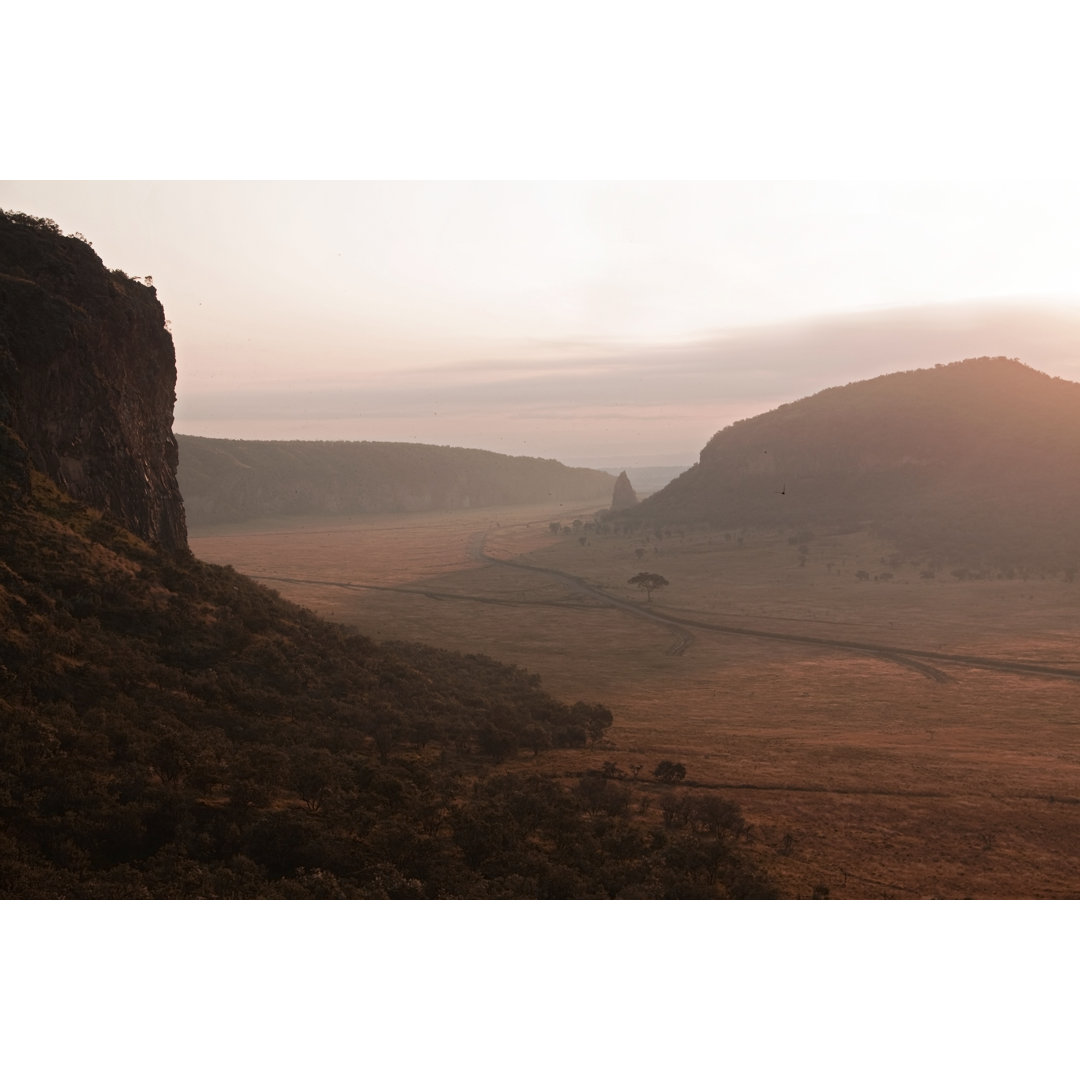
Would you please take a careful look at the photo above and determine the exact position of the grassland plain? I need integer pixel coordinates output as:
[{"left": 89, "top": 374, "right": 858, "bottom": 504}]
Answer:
[{"left": 190, "top": 503, "right": 1080, "bottom": 899}]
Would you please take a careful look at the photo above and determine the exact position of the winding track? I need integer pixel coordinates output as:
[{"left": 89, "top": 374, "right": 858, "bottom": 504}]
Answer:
[
  {"left": 254, "top": 526, "right": 1080, "bottom": 684},
  {"left": 472, "top": 529, "right": 1080, "bottom": 683}
]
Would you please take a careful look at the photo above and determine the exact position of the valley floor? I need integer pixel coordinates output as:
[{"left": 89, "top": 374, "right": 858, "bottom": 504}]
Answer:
[{"left": 190, "top": 504, "right": 1080, "bottom": 899}]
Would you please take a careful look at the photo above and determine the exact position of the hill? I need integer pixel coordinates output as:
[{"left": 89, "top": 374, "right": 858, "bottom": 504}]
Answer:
[
  {"left": 628, "top": 357, "right": 1080, "bottom": 574},
  {"left": 0, "top": 209, "right": 772, "bottom": 898},
  {"left": 6, "top": 471, "right": 766, "bottom": 898},
  {"left": 177, "top": 436, "right": 615, "bottom": 527}
]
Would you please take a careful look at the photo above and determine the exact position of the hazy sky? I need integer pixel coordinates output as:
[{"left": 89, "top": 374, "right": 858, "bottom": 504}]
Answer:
[
  {"left": 8, "top": 1, "right": 1080, "bottom": 467},
  {"left": 4, "top": 179, "right": 1080, "bottom": 466},
  {"left": 7, "top": 0, "right": 1080, "bottom": 1035}
]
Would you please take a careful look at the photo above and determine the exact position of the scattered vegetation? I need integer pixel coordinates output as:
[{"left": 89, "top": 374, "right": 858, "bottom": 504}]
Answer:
[
  {"left": 0, "top": 462, "right": 773, "bottom": 898},
  {"left": 230, "top": 495, "right": 1080, "bottom": 898}
]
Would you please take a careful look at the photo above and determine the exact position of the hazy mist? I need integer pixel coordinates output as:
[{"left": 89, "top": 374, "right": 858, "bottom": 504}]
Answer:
[
  {"left": 173, "top": 299, "right": 1080, "bottom": 464},
  {"left": 3, "top": 180, "right": 1080, "bottom": 466}
]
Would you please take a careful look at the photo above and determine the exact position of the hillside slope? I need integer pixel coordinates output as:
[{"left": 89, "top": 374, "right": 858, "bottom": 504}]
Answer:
[
  {"left": 0, "top": 210, "right": 771, "bottom": 899},
  {"left": 178, "top": 436, "right": 615, "bottom": 526},
  {"left": 630, "top": 357, "right": 1080, "bottom": 572},
  {"left": 2, "top": 467, "right": 769, "bottom": 898}
]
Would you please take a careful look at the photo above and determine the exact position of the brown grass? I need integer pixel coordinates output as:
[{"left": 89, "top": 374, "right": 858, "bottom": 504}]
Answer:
[{"left": 190, "top": 506, "right": 1080, "bottom": 899}]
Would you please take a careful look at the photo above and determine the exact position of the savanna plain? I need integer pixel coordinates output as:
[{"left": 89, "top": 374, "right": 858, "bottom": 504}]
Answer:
[{"left": 190, "top": 501, "right": 1080, "bottom": 899}]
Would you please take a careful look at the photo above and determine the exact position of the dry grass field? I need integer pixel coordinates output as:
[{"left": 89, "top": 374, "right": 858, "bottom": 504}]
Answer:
[{"left": 190, "top": 504, "right": 1080, "bottom": 899}]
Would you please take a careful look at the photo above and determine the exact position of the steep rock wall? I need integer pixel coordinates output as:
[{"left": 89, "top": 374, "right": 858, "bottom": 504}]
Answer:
[
  {"left": 610, "top": 470, "right": 639, "bottom": 511},
  {"left": 0, "top": 210, "right": 187, "bottom": 551}
]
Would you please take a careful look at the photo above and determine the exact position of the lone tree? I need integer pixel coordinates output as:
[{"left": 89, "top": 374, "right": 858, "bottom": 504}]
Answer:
[
  {"left": 628, "top": 571, "right": 669, "bottom": 602},
  {"left": 653, "top": 760, "right": 686, "bottom": 784}
]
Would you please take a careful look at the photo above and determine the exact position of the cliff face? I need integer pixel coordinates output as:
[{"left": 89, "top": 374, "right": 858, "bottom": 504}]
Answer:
[{"left": 0, "top": 210, "right": 187, "bottom": 551}]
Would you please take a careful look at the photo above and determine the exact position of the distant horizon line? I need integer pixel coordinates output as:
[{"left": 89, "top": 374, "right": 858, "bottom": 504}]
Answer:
[{"left": 171, "top": 429, "right": 694, "bottom": 474}]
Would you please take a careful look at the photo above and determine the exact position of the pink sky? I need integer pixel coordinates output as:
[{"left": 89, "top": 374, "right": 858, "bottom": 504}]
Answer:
[
  {"left": 5, "top": 0, "right": 1076, "bottom": 1059},
  {"left": 7, "top": 3, "right": 1080, "bottom": 468},
  {"left": 4, "top": 181, "right": 1080, "bottom": 466}
]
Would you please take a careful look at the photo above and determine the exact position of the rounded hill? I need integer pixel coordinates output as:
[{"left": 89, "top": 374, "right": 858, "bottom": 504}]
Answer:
[{"left": 627, "top": 357, "right": 1080, "bottom": 572}]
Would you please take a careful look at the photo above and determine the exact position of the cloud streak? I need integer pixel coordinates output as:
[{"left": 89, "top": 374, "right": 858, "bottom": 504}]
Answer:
[{"left": 175, "top": 298, "right": 1080, "bottom": 465}]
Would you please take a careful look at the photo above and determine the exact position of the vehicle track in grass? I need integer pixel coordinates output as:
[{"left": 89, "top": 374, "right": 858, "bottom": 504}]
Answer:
[
  {"left": 253, "top": 528, "right": 1080, "bottom": 683},
  {"left": 471, "top": 530, "right": 1080, "bottom": 683}
]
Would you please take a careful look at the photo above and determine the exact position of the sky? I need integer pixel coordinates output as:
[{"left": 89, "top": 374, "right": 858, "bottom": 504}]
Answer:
[
  {"left": 5, "top": 179, "right": 1080, "bottom": 468},
  {"left": 7, "top": 0, "right": 1080, "bottom": 1058},
  {"left": 7, "top": 2, "right": 1080, "bottom": 471}
]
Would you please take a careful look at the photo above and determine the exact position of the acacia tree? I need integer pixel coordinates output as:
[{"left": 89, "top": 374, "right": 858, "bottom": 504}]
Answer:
[{"left": 628, "top": 572, "right": 669, "bottom": 602}]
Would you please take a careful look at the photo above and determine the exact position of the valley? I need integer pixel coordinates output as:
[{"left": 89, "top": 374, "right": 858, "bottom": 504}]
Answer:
[
  {"left": 190, "top": 501, "right": 1080, "bottom": 900},
  {"left": 8, "top": 209, "right": 1078, "bottom": 902}
]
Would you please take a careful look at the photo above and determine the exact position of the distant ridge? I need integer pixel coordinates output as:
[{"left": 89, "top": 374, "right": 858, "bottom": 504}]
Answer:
[
  {"left": 626, "top": 357, "right": 1080, "bottom": 571},
  {"left": 178, "top": 436, "right": 615, "bottom": 526}
]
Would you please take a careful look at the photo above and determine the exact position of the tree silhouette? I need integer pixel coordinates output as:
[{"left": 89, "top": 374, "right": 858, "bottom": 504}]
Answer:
[
  {"left": 628, "top": 572, "right": 669, "bottom": 602},
  {"left": 654, "top": 760, "right": 686, "bottom": 783}
]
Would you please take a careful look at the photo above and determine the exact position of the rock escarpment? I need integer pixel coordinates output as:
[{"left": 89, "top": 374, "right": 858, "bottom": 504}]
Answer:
[
  {"left": 0, "top": 210, "right": 187, "bottom": 551},
  {"left": 610, "top": 470, "right": 638, "bottom": 511}
]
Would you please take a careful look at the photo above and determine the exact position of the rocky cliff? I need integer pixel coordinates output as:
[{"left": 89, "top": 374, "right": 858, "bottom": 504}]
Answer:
[
  {"left": 0, "top": 209, "right": 187, "bottom": 551},
  {"left": 609, "top": 470, "right": 639, "bottom": 511}
]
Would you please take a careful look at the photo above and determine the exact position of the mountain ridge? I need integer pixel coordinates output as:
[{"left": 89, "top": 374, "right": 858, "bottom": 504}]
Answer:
[{"left": 177, "top": 434, "right": 615, "bottom": 526}]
